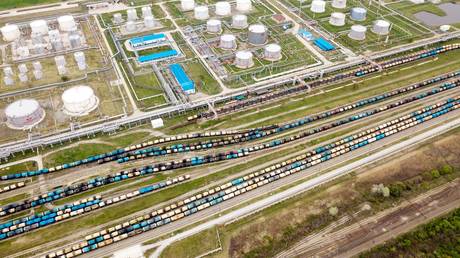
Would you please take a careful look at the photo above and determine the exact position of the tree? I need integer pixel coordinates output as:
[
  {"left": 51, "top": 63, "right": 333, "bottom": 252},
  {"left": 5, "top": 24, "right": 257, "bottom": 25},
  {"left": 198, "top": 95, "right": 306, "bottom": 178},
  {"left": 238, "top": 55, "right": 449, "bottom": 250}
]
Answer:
[
  {"left": 440, "top": 165, "right": 453, "bottom": 175},
  {"left": 329, "top": 206, "right": 338, "bottom": 216}
]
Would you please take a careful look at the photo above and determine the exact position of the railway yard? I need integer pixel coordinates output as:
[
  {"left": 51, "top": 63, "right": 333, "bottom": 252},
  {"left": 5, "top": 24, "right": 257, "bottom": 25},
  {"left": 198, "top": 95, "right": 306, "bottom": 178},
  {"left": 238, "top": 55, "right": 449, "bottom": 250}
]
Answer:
[{"left": 0, "top": 0, "right": 460, "bottom": 258}]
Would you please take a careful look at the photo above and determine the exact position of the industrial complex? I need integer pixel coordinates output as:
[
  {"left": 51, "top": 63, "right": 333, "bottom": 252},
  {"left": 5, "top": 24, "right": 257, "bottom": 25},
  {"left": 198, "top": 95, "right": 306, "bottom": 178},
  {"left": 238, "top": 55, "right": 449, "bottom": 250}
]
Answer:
[{"left": 0, "top": 0, "right": 459, "bottom": 258}]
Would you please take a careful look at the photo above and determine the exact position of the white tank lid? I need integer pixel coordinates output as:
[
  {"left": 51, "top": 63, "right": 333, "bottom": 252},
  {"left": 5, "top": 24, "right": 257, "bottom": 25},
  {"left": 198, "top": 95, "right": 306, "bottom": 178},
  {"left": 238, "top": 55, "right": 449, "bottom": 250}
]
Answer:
[
  {"left": 266, "top": 43, "right": 281, "bottom": 52},
  {"left": 351, "top": 24, "right": 367, "bottom": 32},
  {"left": 5, "top": 99, "right": 40, "bottom": 118},
  {"left": 249, "top": 24, "right": 266, "bottom": 33},
  {"left": 62, "top": 86, "right": 95, "bottom": 104},
  {"left": 221, "top": 34, "right": 236, "bottom": 40},
  {"left": 331, "top": 12, "right": 345, "bottom": 18},
  {"left": 374, "top": 20, "right": 390, "bottom": 27},
  {"left": 207, "top": 19, "right": 221, "bottom": 25},
  {"left": 236, "top": 50, "right": 253, "bottom": 59}
]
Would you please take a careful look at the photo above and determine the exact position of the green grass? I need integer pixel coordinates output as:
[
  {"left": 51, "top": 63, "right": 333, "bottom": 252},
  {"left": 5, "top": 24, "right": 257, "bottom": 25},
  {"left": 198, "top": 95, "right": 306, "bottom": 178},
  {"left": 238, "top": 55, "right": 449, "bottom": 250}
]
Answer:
[
  {"left": 181, "top": 60, "right": 222, "bottom": 95},
  {"left": 43, "top": 144, "right": 115, "bottom": 168},
  {"left": 0, "top": 193, "right": 29, "bottom": 206},
  {"left": 0, "top": 0, "right": 59, "bottom": 11},
  {"left": 0, "top": 161, "right": 37, "bottom": 177},
  {"left": 160, "top": 227, "right": 220, "bottom": 258}
]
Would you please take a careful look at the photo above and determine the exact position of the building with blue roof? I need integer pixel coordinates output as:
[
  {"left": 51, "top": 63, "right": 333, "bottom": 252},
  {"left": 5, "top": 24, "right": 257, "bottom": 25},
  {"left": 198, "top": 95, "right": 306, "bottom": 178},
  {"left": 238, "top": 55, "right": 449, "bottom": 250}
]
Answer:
[
  {"left": 129, "top": 33, "right": 167, "bottom": 49},
  {"left": 298, "top": 29, "right": 314, "bottom": 41},
  {"left": 169, "top": 64, "right": 195, "bottom": 94},
  {"left": 138, "top": 49, "right": 178, "bottom": 63},
  {"left": 314, "top": 38, "right": 335, "bottom": 51}
]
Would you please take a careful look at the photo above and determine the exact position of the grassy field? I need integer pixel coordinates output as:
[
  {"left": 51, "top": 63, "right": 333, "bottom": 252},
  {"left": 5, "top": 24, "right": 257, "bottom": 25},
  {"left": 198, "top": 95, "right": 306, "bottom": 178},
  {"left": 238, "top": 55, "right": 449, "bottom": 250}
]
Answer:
[
  {"left": 0, "top": 0, "right": 59, "bottom": 11},
  {"left": 0, "top": 161, "right": 37, "bottom": 177},
  {"left": 160, "top": 227, "right": 220, "bottom": 258}
]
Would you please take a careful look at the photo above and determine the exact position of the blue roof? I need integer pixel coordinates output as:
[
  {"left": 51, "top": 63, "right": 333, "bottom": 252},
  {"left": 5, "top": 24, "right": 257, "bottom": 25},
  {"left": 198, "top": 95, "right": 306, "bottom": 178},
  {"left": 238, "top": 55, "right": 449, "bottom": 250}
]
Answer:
[
  {"left": 130, "top": 33, "right": 166, "bottom": 45},
  {"left": 169, "top": 64, "right": 195, "bottom": 92},
  {"left": 314, "top": 38, "right": 335, "bottom": 51},
  {"left": 138, "top": 49, "right": 178, "bottom": 63}
]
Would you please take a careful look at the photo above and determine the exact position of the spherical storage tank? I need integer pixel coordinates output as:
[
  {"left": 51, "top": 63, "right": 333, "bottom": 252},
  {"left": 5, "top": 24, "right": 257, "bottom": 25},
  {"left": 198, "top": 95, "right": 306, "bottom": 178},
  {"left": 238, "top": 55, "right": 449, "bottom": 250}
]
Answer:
[
  {"left": 58, "top": 15, "right": 76, "bottom": 32},
  {"left": 348, "top": 25, "right": 366, "bottom": 40},
  {"left": 235, "top": 51, "right": 253, "bottom": 69},
  {"left": 236, "top": 0, "right": 252, "bottom": 12},
  {"left": 30, "top": 20, "right": 48, "bottom": 36},
  {"left": 1, "top": 24, "right": 20, "bottom": 42},
  {"left": 332, "top": 0, "right": 346, "bottom": 9},
  {"left": 194, "top": 6, "right": 209, "bottom": 20},
  {"left": 207, "top": 19, "right": 222, "bottom": 33},
  {"left": 264, "top": 43, "right": 281, "bottom": 61},
  {"left": 310, "top": 0, "right": 326, "bottom": 13},
  {"left": 232, "top": 14, "right": 248, "bottom": 29},
  {"left": 62, "top": 85, "right": 99, "bottom": 116},
  {"left": 372, "top": 20, "right": 390, "bottom": 35},
  {"left": 329, "top": 12, "right": 345, "bottom": 26},
  {"left": 215, "top": 1, "right": 231, "bottom": 16},
  {"left": 220, "top": 34, "right": 236, "bottom": 49},
  {"left": 248, "top": 24, "right": 267, "bottom": 45},
  {"left": 350, "top": 7, "right": 367, "bottom": 21},
  {"left": 181, "top": 0, "right": 195, "bottom": 11},
  {"left": 5, "top": 99, "right": 45, "bottom": 130}
]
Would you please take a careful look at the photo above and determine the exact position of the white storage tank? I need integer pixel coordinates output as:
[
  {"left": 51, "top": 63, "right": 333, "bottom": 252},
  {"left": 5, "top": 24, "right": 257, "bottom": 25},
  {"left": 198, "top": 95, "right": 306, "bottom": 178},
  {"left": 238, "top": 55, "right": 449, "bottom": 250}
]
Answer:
[
  {"left": 62, "top": 85, "right": 99, "bottom": 116},
  {"left": 69, "top": 34, "right": 82, "bottom": 48},
  {"left": 372, "top": 20, "right": 391, "bottom": 35},
  {"left": 144, "top": 16, "right": 155, "bottom": 28},
  {"left": 18, "top": 64, "right": 28, "bottom": 74},
  {"left": 350, "top": 7, "right": 367, "bottom": 21},
  {"left": 19, "top": 73, "right": 28, "bottom": 83},
  {"left": 142, "top": 6, "right": 153, "bottom": 18},
  {"left": 3, "top": 76, "right": 13, "bottom": 86},
  {"left": 113, "top": 13, "right": 124, "bottom": 24},
  {"left": 194, "top": 6, "right": 209, "bottom": 20},
  {"left": 74, "top": 51, "right": 86, "bottom": 70},
  {"left": 235, "top": 51, "right": 254, "bottom": 68},
  {"left": 17, "top": 46, "right": 30, "bottom": 58},
  {"left": 57, "top": 65, "right": 67, "bottom": 75},
  {"left": 58, "top": 15, "right": 76, "bottom": 32},
  {"left": 348, "top": 25, "right": 367, "bottom": 40},
  {"left": 329, "top": 12, "right": 345, "bottom": 26},
  {"left": 31, "top": 33, "right": 44, "bottom": 44},
  {"left": 126, "top": 21, "right": 137, "bottom": 32},
  {"left": 51, "top": 39, "right": 64, "bottom": 51},
  {"left": 3, "top": 67, "right": 14, "bottom": 76},
  {"left": 236, "top": 0, "right": 252, "bottom": 12},
  {"left": 33, "top": 61, "right": 42, "bottom": 71},
  {"left": 232, "top": 14, "right": 248, "bottom": 29},
  {"left": 55, "top": 55, "right": 66, "bottom": 67},
  {"left": 181, "top": 0, "right": 195, "bottom": 11},
  {"left": 207, "top": 19, "right": 222, "bottom": 33},
  {"left": 5, "top": 99, "right": 45, "bottom": 129},
  {"left": 248, "top": 24, "right": 267, "bottom": 45},
  {"left": 219, "top": 34, "right": 236, "bottom": 49},
  {"left": 215, "top": 1, "right": 231, "bottom": 16},
  {"left": 33, "top": 69, "right": 43, "bottom": 80},
  {"left": 264, "top": 43, "right": 281, "bottom": 61},
  {"left": 33, "top": 44, "right": 46, "bottom": 55},
  {"left": 127, "top": 8, "right": 138, "bottom": 21},
  {"left": 30, "top": 20, "right": 48, "bottom": 35},
  {"left": 332, "top": 0, "right": 347, "bottom": 9},
  {"left": 310, "top": 0, "right": 326, "bottom": 13},
  {"left": 48, "top": 29, "right": 61, "bottom": 41},
  {"left": 1, "top": 24, "right": 20, "bottom": 42}
]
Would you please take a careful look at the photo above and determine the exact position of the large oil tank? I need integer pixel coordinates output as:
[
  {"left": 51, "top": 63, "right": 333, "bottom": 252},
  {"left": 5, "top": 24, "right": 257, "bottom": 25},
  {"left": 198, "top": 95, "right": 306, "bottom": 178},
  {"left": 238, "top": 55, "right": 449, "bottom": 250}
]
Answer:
[
  {"left": 348, "top": 25, "right": 367, "bottom": 40},
  {"left": 235, "top": 51, "right": 254, "bottom": 68},
  {"left": 264, "top": 43, "right": 282, "bottom": 61},
  {"left": 5, "top": 99, "right": 46, "bottom": 129},
  {"left": 219, "top": 34, "right": 236, "bottom": 49},
  {"left": 142, "top": 6, "right": 153, "bottom": 18},
  {"left": 113, "top": 13, "right": 124, "bottom": 24},
  {"left": 332, "top": 0, "right": 347, "bottom": 9},
  {"left": 236, "top": 0, "right": 252, "bottom": 12},
  {"left": 194, "top": 5, "right": 209, "bottom": 20},
  {"left": 62, "top": 85, "right": 99, "bottom": 116},
  {"left": 58, "top": 15, "right": 76, "bottom": 32},
  {"left": 350, "top": 7, "right": 367, "bottom": 21},
  {"left": 69, "top": 34, "right": 82, "bottom": 48},
  {"left": 248, "top": 24, "right": 267, "bottom": 45},
  {"left": 126, "top": 21, "right": 137, "bottom": 32},
  {"left": 144, "top": 16, "right": 155, "bottom": 28},
  {"left": 127, "top": 8, "right": 138, "bottom": 21},
  {"left": 232, "top": 14, "right": 248, "bottom": 29},
  {"left": 30, "top": 20, "right": 48, "bottom": 36},
  {"left": 215, "top": 1, "right": 231, "bottom": 16},
  {"left": 181, "top": 0, "right": 195, "bottom": 11},
  {"left": 207, "top": 19, "right": 222, "bottom": 33},
  {"left": 329, "top": 12, "right": 345, "bottom": 26},
  {"left": 311, "top": 0, "right": 326, "bottom": 13},
  {"left": 372, "top": 20, "right": 391, "bottom": 35},
  {"left": 1, "top": 24, "right": 20, "bottom": 42}
]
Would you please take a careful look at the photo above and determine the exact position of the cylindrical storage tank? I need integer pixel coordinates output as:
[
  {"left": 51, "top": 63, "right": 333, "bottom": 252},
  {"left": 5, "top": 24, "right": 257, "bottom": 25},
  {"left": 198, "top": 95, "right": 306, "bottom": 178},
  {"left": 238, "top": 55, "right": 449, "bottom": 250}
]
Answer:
[
  {"left": 69, "top": 34, "right": 81, "bottom": 48},
  {"left": 372, "top": 20, "right": 390, "bottom": 35},
  {"left": 17, "top": 46, "right": 30, "bottom": 58},
  {"left": 58, "top": 15, "right": 76, "bottom": 32},
  {"left": 4, "top": 76, "right": 13, "bottom": 86},
  {"left": 18, "top": 64, "right": 28, "bottom": 74},
  {"left": 310, "top": 0, "right": 326, "bottom": 13},
  {"left": 144, "top": 16, "right": 155, "bottom": 28},
  {"left": 329, "top": 12, "right": 345, "bottom": 26},
  {"left": 48, "top": 30, "right": 61, "bottom": 41},
  {"left": 1, "top": 24, "right": 20, "bottom": 42},
  {"left": 142, "top": 6, "right": 152, "bottom": 18},
  {"left": 113, "top": 13, "right": 123, "bottom": 24},
  {"left": 33, "top": 61, "right": 42, "bottom": 71},
  {"left": 57, "top": 65, "right": 67, "bottom": 75},
  {"left": 235, "top": 51, "right": 253, "bottom": 68},
  {"left": 33, "top": 69, "right": 43, "bottom": 80},
  {"left": 33, "top": 44, "right": 45, "bottom": 55},
  {"left": 207, "top": 19, "right": 222, "bottom": 33},
  {"left": 126, "top": 21, "right": 136, "bottom": 32},
  {"left": 127, "top": 8, "right": 138, "bottom": 21},
  {"left": 74, "top": 51, "right": 85, "bottom": 63},
  {"left": 31, "top": 33, "right": 44, "bottom": 44},
  {"left": 51, "top": 39, "right": 64, "bottom": 51},
  {"left": 332, "top": 0, "right": 346, "bottom": 9},
  {"left": 55, "top": 55, "right": 66, "bottom": 66},
  {"left": 62, "top": 85, "right": 99, "bottom": 116},
  {"left": 5, "top": 99, "right": 45, "bottom": 129},
  {"left": 348, "top": 25, "right": 366, "bottom": 40},
  {"left": 248, "top": 24, "right": 267, "bottom": 45},
  {"left": 350, "top": 7, "right": 367, "bottom": 21},
  {"left": 264, "top": 43, "right": 281, "bottom": 61},
  {"left": 219, "top": 34, "right": 236, "bottom": 49},
  {"left": 236, "top": 0, "right": 252, "bottom": 12},
  {"left": 19, "top": 73, "right": 28, "bottom": 83},
  {"left": 215, "top": 1, "right": 231, "bottom": 16},
  {"left": 232, "top": 14, "right": 248, "bottom": 29},
  {"left": 30, "top": 20, "right": 48, "bottom": 35},
  {"left": 194, "top": 6, "right": 209, "bottom": 20},
  {"left": 181, "top": 0, "right": 195, "bottom": 11},
  {"left": 3, "top": 67, "right": 14, "bottom": 76}
]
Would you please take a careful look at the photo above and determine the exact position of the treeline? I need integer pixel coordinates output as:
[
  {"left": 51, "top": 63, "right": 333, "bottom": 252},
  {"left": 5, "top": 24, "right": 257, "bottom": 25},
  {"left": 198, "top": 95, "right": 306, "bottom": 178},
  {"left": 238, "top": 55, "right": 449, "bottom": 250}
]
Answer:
[{"left": 359, "top": 207, "right": 460, "bottom": 258}]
